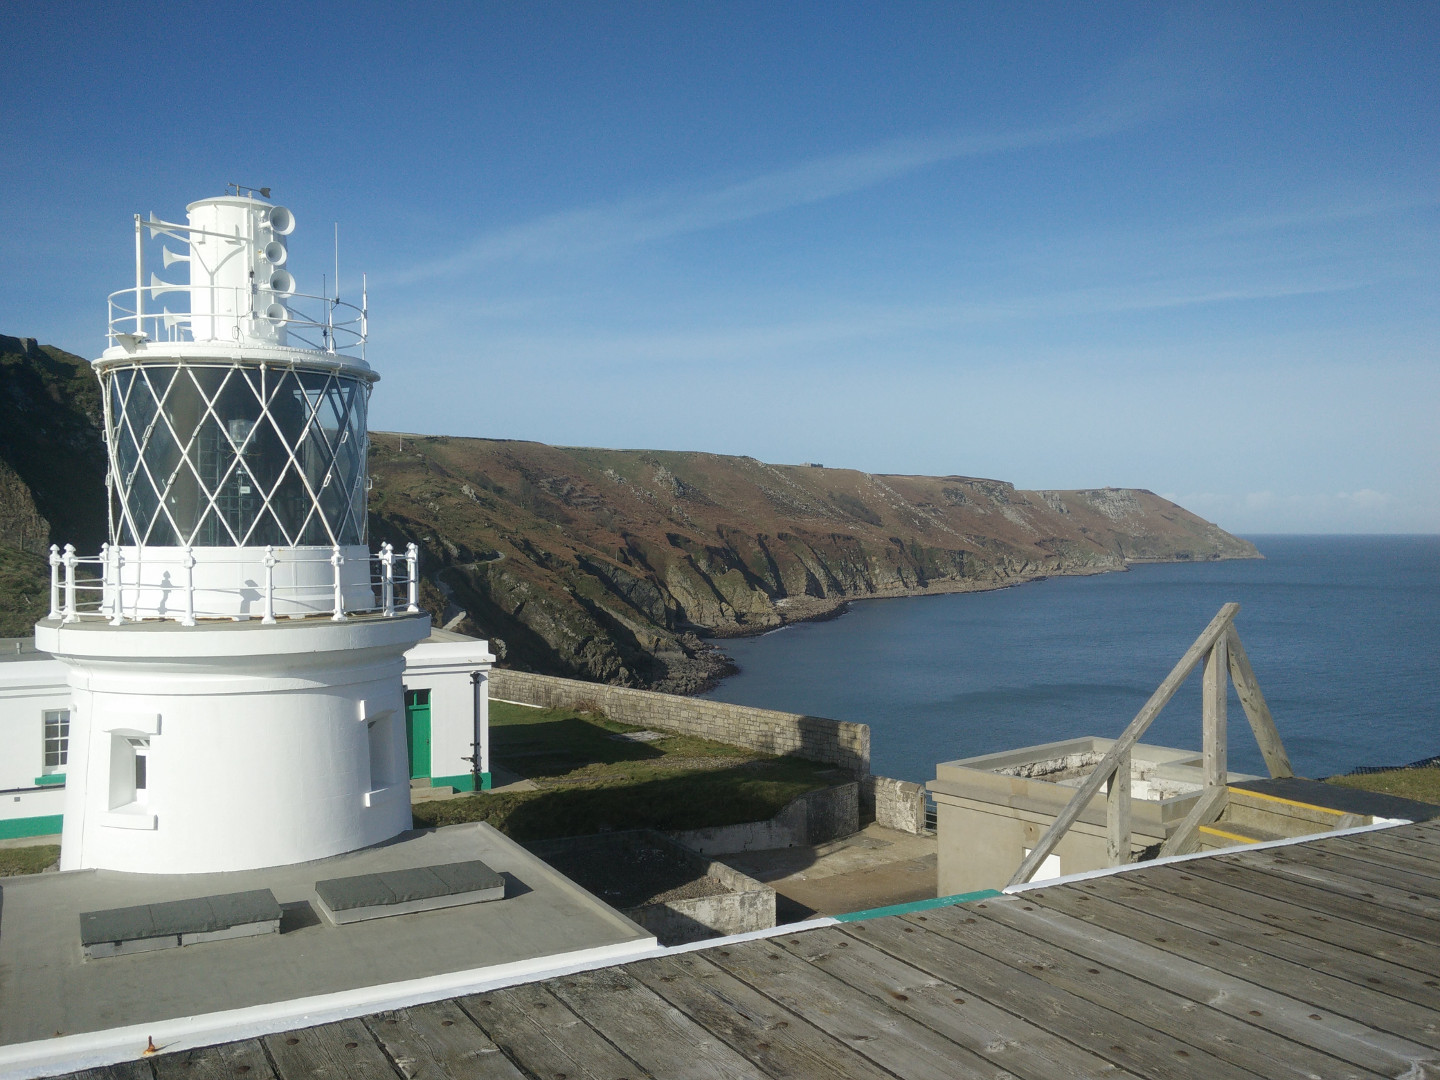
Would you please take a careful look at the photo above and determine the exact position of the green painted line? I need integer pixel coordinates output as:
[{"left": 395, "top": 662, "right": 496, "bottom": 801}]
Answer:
[
  {"left": 0, "top": 814, "right": 64, "bottom": 840},
  {"left": 834, "top": 889, "right": 1002, "bottom": 923},
  {"left": 32, "top": 775, "right": 66, "bottom": 787}
]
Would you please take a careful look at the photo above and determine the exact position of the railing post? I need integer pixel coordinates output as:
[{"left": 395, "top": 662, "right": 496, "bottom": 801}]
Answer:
[
  {"left": 49, "top": 545, "right": 61, "bottom": 619},
  {"left": 380, "top": 542, "right": 395, "bottom": 617},
  {"left": 262, "top": 545, "right": 277, "bottom": 625},
  {"left": 108, "top": 544, "right": 125, "bottom": 625},
  {"left": 1106, "top": 747, "right": 1132, "bottom": 867},
  {"left": 1203, "top": 632, "right": 1229, "bottom": 788},
  {"left": 405, "top": 543, "right": 419, "bottom": 613},
  {"left": 330, "top": 546, "right": 347, "bottom": 622},
  {"left": 62, "top": 544, "right": 78, "bottom": 622},
  {"left": 180, "top": 546, "right": 196, "bottom": 626}
]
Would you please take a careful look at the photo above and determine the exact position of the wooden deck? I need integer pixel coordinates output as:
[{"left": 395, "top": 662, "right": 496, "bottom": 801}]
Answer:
[{"left": 71, "top": 819, "right": 1440, "bottom": 1080}]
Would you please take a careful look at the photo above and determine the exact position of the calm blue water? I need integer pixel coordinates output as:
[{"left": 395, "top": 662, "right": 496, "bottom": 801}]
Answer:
[{"left": 700, "top": 536, "right": 1440, "bottom": 784}]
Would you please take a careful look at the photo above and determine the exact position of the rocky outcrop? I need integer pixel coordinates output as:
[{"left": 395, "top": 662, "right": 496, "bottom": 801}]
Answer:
[{"left": 367, "top": 437, "right": 1258, "bottom": 693}]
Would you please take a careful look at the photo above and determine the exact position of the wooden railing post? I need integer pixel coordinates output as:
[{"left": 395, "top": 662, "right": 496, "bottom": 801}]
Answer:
[
  {"left": 1203, "top": 631, "right": 1228, "bottom": 789},
  {"left": 1107, "top": 748, "right": 1132, "bottom": 867},
  {"left": 1225, "top": 626, "right": 1293, "bottom": 778},
  {"left": 1006, "top": 603, "right": 1240, "bottom": 888}
]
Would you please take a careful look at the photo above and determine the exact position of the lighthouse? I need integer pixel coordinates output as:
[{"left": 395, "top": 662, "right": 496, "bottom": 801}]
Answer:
[{"left": 35, "top": 189, "right": 431, "bottom": 874}]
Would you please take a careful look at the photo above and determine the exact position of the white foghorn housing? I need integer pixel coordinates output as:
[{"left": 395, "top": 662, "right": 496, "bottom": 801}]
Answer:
[{"left": 13, "top": 189, "right": 493, "bottom": 873}]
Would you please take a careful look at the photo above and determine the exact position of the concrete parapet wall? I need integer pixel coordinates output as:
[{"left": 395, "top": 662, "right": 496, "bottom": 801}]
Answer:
[
  {"left": 864, "top": 775, "right": 929, "bottom": 834},
  {"left": 670, "top": 782, "right": 859, "bottom": 855},
  {"left": 490, "top": 670, "right": 870, "bottom": 777}
]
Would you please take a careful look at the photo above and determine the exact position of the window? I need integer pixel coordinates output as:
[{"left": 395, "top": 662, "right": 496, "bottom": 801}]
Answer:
[
  {"left": 109, "top": 734, "right": 150, "bottom": 808},
  {"left": 42, "top": 709, "right": 69, "bottom": 773}
]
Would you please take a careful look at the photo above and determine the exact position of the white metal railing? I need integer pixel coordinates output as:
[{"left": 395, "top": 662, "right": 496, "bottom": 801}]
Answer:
[
  {"left": 48, "top": 541, "right": 421, "bottom": 625},
  {"left": 107, "top": 283, "right": 367, "bottom": 357}
]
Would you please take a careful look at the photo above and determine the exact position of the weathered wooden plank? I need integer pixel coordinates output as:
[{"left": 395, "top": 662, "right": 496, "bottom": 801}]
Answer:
[
  {"left": 1021, "top": 876, "right": 1440, "bottom": 1048},
  {"left": 1078, "top": 870, "right": 1440, "bottom": 1016},
  {"left": 365, "top": 1001, "right": 526, "bottom": 1080},
  {"left": 1243, "top": 840, "right": 1440, "bottom": 900},
  {"left": 898, "top": 902, "right": 1387, "bottom": 1080},
  {"left": 1317, "top": 832, "right": 1440, "bottom": 879},
  {"left": 1179, "top": 856, "right": 1440, "bottom": 947},
  {"left": 1158, "top": 785, "right": 1228, "bottom": 857},
  {"left": 978, "top": 890, "right": 1440, "bottom": 1076},
  {"left": 1225, "top": 626, "right": 1292, "bottom": 778},
  {"left": 1203, "top": 632, "right": 1228, "bottom": 787},
  {"left": 1009, "top": 603, "right": 1240, "bottom": 886},
  {"left": 545, "top": 966, "right": 767, "bottom": 1080},
  {"left": 779, "top": 924, "right": 1140, "bottom": 1080},
  {"left": 1215, "top": 845, "right": 1440, "bottom": 921},
  {"left": 152, "top": 1039, "right": 278, "bottom": 1079},
  {"left": 460, "top": 982, "right": 650, "bottom": 1080},
  {"left": 841, "top": 916, "right": 1261, "bottom": 1080},
  {"left": 1107, "top": 747, "right": 1132, "bottom": 867},
  {"left": 1329, "top": 828, "right": 1440, "bottom": 870},
  {"left": 703, "top": 935, "right": 1012, "bottom": 1080},
  {"left": 1126, "top": 861, "right": 1440, "bottom": 976},
  {"left": 628, "top": 952, "right": 897, "bottom": 1080},
  {"left": 64, "top": 1063, "right": 156, "bottom": 1080},
  {"left": 264, "top": 1018, "right": 398, "bottom": 1080}
]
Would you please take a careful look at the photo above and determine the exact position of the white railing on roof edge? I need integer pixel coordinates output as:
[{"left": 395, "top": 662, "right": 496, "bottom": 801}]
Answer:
[{"left": 48, "top": 541, "right": 420, "bottom": 626}]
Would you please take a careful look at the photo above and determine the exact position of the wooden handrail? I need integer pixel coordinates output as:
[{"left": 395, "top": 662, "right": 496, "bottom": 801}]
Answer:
[{"left": 1006, "top": 602, "right": 1241, "bottom": 888}]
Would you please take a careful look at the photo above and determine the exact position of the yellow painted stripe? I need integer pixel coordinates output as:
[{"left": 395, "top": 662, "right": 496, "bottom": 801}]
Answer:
[
  {"left": 1199, "top": 824, "right": 1260, "bottom": 845},
  {"left": 1227, "top": 787, "right": 1349, "bottom": 817}
]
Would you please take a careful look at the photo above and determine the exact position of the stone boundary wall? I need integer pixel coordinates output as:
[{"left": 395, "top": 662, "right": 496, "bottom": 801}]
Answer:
[
  {"left": 670, "top": 782, "right": 859, "bottom": 856},
  {"left": 863, "top": 776, "right": 930, "bottom": 835},
  {"left": 490, "top": 670, "right": 870, "bottom": 777}
]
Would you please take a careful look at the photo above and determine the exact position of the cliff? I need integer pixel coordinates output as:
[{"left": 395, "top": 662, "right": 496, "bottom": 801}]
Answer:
[
  {"left": 367, "top": 435, "right": 1259, "bottom": 692},
  {"left": 0, "top": 337, "right": 1259, "bottom": 681}
]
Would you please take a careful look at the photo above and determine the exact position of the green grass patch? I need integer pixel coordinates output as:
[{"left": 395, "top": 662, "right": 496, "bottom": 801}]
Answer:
[
  {"left": 413, "top": 701, "right": 842, "bottom": 841},
  {"left": 1327, "top": 766, "right": 1440, "bottom": 806},
  {"left": 0, "top": 844, "right": 59, "bottom": 876}
]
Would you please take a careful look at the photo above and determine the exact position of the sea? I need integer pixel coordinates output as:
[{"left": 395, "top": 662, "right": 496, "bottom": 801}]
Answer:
[{"left": 699, "top": 535, "right": 1440, "bottom": 785}]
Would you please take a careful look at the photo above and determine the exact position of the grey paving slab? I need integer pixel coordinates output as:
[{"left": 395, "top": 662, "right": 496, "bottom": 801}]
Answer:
[{"left": 0, "top": 823, "right": 652, "bottom": 1047}]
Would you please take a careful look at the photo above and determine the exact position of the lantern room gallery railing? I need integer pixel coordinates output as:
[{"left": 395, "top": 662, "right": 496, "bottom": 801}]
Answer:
[{"left": 47, "top": 542, "right": 422, "bottom": 627}]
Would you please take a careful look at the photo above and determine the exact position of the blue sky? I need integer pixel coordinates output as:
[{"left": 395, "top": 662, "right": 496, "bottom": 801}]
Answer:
[{"left": 3, "top": 2, "right": 1436, "bottom": 533}]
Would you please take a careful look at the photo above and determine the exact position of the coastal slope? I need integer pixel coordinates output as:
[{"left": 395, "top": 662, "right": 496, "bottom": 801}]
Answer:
[
  {"left": 367, "top": 434, "right": 1258, "bottom": 691},
  {"left": 0, "top": 336, "right": 1257, "bottom": 684}
]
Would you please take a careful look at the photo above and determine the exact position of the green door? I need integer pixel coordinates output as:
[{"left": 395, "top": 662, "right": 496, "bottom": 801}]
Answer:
[{"left": 404, "top": 689, "right": 432, "bottom": 780}]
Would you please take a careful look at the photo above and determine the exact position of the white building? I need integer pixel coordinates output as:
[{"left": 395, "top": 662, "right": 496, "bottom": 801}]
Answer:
[{"left": 2, "top": 190, "right": 493, "bottom": 868}]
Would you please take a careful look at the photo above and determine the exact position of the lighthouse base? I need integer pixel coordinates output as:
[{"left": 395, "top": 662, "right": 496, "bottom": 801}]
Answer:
[{"left": 36, "top": 612, "right": 431, "bottom": 875}]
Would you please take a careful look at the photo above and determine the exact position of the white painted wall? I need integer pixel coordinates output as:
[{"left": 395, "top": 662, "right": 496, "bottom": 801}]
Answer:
[
  {"left": 36, "top": 613, "right": 430, "bottom": 874},
  {"left": 0, "top": 653, "right": 74, "bottom": 835},
  {"left": 401, "top": 639, "right": 495, "bottom": 789}
]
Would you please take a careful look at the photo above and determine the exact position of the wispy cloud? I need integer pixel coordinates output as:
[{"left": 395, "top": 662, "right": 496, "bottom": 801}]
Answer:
[{"left": 387, "top": 106, "right": 1172, "bottom": 288}]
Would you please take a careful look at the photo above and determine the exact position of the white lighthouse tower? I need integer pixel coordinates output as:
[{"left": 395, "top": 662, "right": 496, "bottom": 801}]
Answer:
[{"left": 35, "top": 188, "right": 431, "bottom": 874}]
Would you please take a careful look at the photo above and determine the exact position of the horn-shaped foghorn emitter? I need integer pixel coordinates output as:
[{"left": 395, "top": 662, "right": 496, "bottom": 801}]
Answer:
[
  {"left": 262, "top": 241, "right": 287, "bottom": 265},
  {"left": 145, "top": 212, "right": 183, "bottom": 241},
  {"left": 267, "top": 270, "right": 295, "bottom": 297},
  {"left": 161, "top": 247, "right": 190, "bottom": 268},
  {"left": 265, "top": 206, "right": 295, "bottom": 236},
  {"left": 264, "top": 302, "right": 289, "bottom": 325},
  {"left": 150, "top": 273, "right": 187, "bottom": 297},
  {"left": 161, "top": 307, "right": 190, "bottom": 332}
]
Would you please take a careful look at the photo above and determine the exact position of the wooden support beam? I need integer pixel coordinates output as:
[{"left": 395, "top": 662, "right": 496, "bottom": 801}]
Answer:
[
  {"left": 1107, "top": 747, "right": 1132, "bottom": 867},
  {"left": 1158, "top": 785, "right": 1229, "bottom": 857},
  {"left": 1226, "top": 626, "right": 1294, "bottom": 778},
  {"left": 1007, "top": 602, "right": 1240, "bottom": 887},
  {"left": 1203, "top": 631, "right": 1228, "bottom": 789}
]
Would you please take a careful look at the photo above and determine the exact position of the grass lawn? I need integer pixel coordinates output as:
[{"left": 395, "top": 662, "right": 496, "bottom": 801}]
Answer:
[
  {"left": 1327, "top": 766, "right": 1440, "bottom": 806},
  {"left": 0, "top": 844, "right": 59, "bottom": 876},
  {"left": 411, "top": 701, "right": 844, "bottom": 842}
]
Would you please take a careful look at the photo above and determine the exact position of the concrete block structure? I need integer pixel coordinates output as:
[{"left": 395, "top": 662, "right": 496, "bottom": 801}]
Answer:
[{"left": 928, "top": 737, "right": 1259, "bottom": 894}]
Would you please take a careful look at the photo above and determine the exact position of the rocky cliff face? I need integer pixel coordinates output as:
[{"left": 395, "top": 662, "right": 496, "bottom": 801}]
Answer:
[
  {"left": 367, "top": 436, "right": 1259, "bottom": 693},
  {"left": 0, "top": 337, "right": 1259, "bottom": 683}
]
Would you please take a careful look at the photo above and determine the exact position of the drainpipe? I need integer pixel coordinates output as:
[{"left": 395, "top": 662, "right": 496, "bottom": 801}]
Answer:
[{"left": 470, "top": 670, "right": 486, "bottom": 792}]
